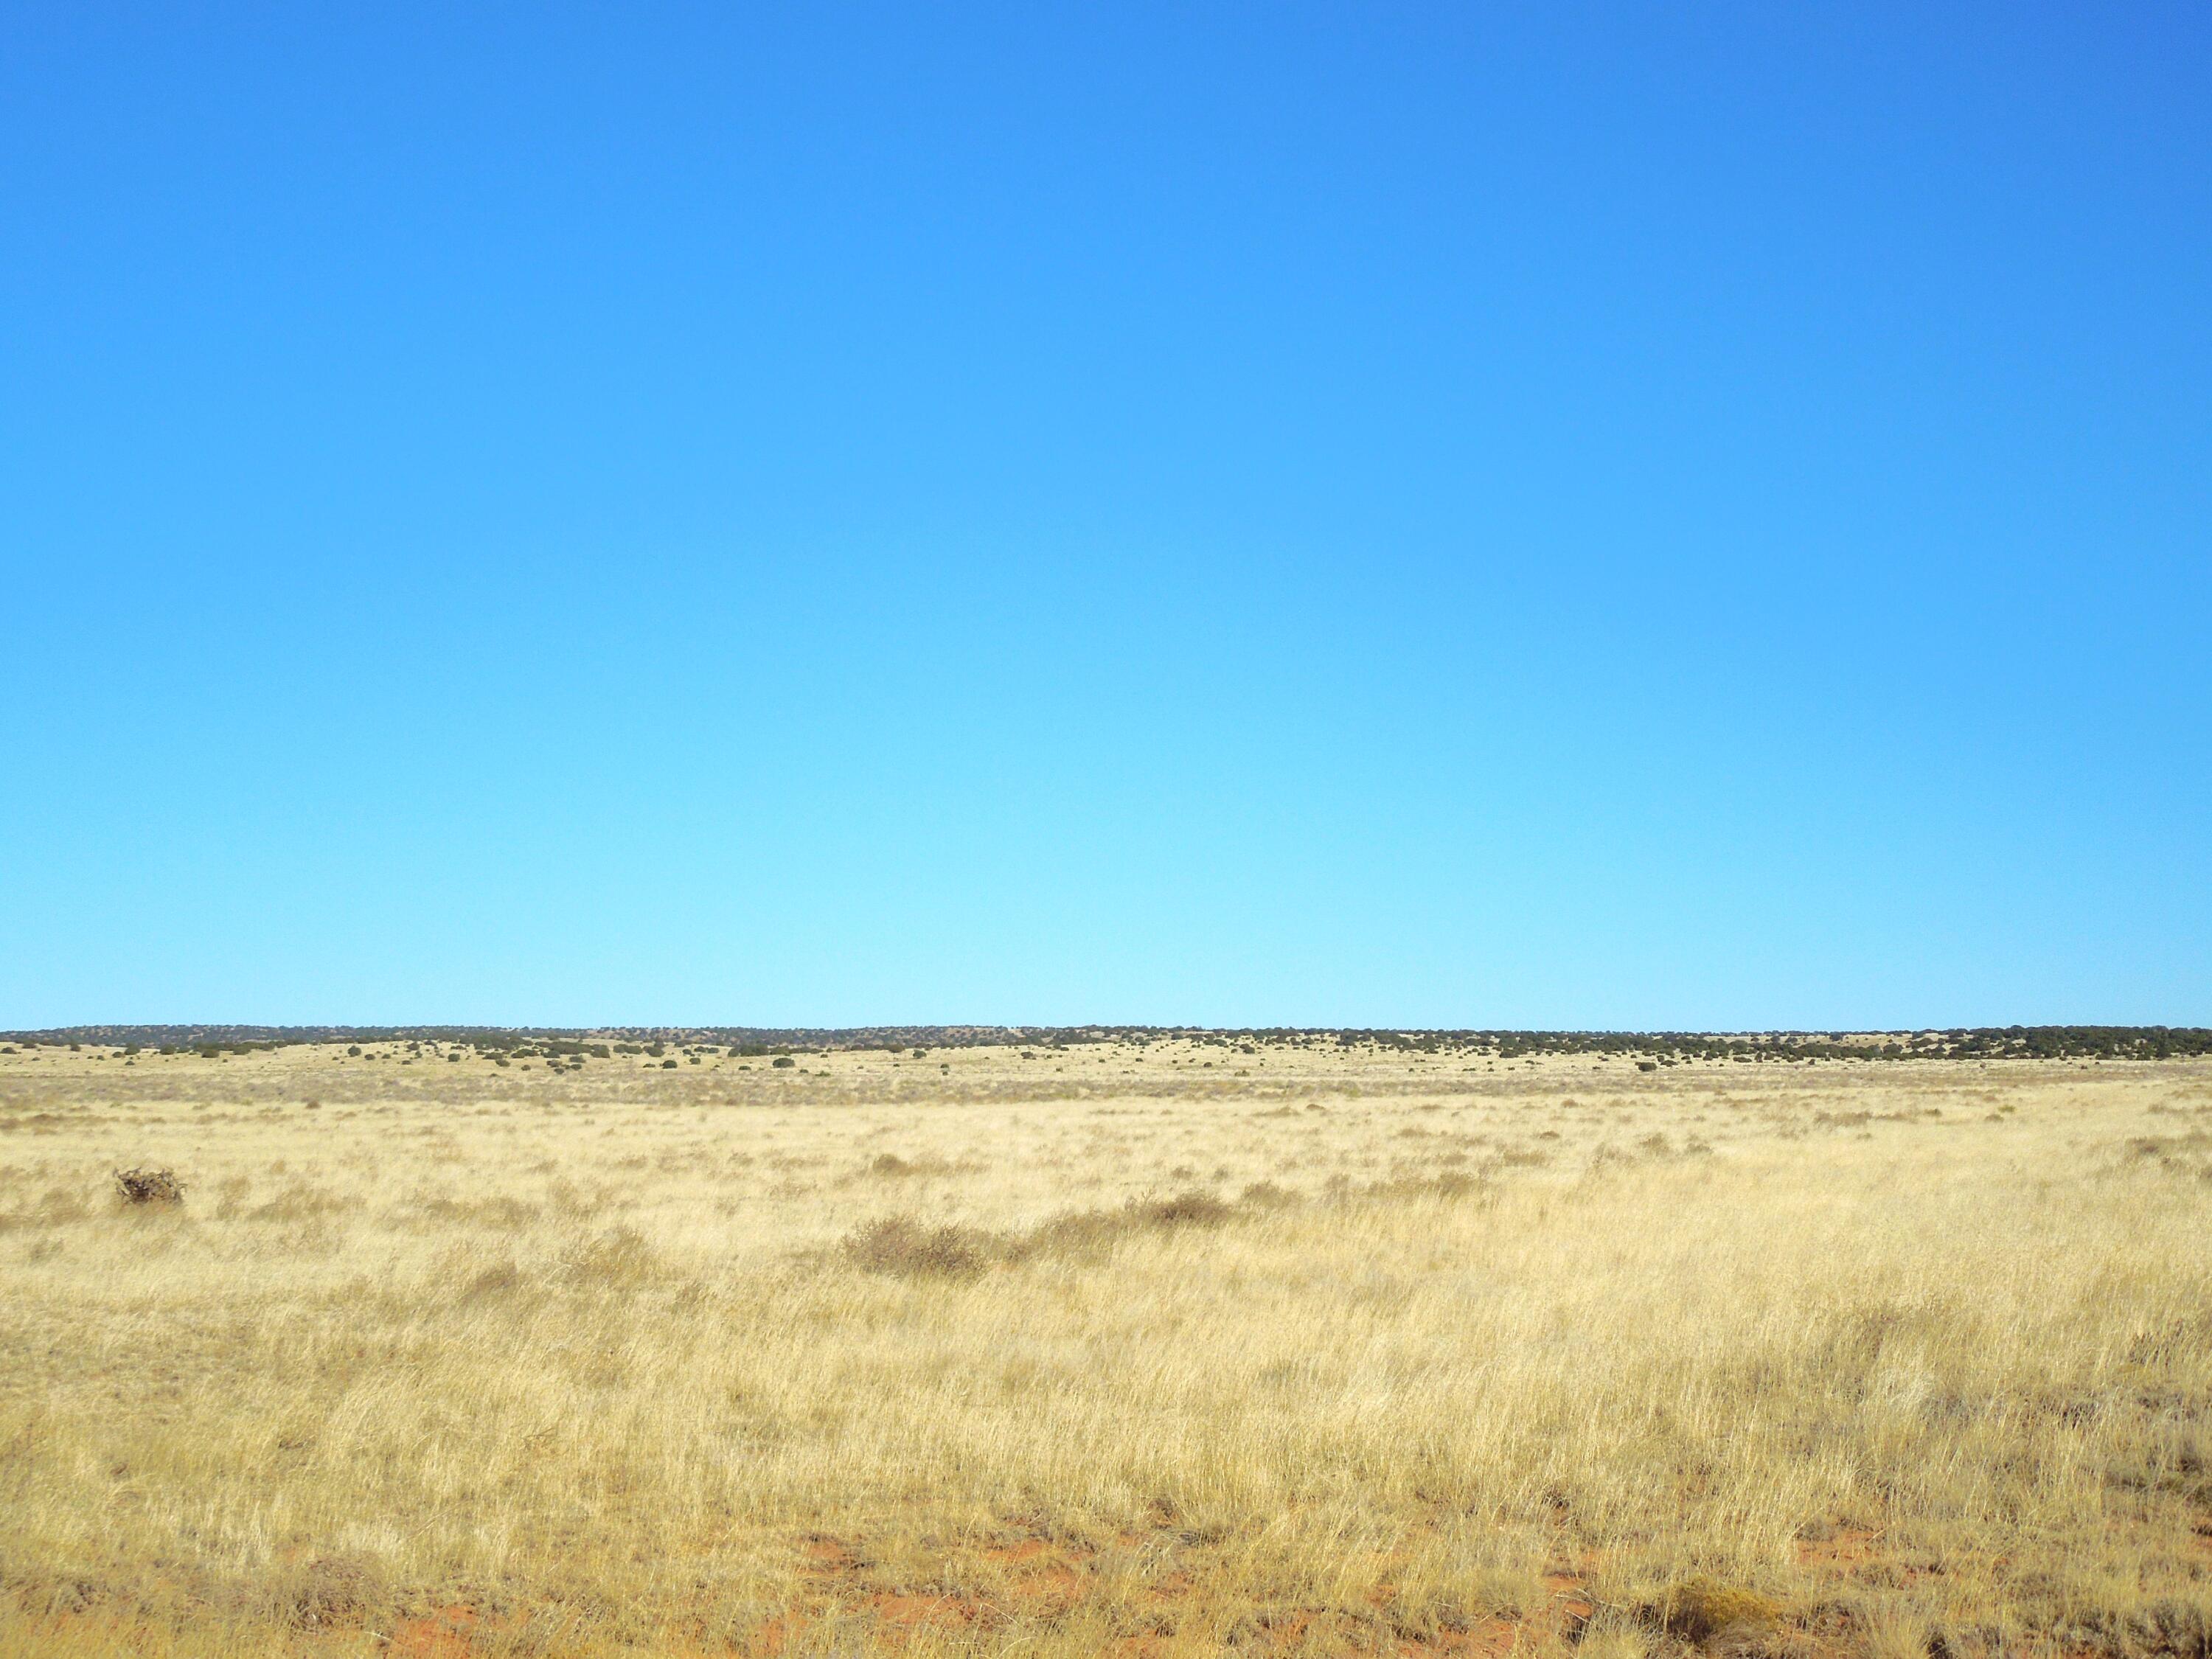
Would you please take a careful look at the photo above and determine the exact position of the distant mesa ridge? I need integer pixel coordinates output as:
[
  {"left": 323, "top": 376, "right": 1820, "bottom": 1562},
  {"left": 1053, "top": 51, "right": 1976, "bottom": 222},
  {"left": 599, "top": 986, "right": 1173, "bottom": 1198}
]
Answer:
[{"left": 4, "top": 1025, "right": 2208, "bottom": 1061}]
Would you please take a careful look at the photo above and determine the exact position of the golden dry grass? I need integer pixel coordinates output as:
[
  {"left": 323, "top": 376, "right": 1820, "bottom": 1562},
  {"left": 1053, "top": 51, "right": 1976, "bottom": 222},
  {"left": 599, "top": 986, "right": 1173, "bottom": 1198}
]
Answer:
[{"left": 1, "top": 1036, "right": 2209, "bottom": 1658}]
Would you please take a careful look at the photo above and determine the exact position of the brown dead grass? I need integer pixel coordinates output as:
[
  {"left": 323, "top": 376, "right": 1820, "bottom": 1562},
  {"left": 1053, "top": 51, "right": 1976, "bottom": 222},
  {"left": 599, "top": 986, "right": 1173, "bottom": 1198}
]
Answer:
[{"left": 0, "top": 1040, "right": 2208, "bottom": 1657}]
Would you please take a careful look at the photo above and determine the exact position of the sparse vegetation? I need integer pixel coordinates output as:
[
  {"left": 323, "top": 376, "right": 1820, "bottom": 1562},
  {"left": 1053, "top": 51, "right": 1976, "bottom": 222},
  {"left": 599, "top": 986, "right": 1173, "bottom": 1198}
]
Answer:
[{"left": 0, "top": 1033, "right": 2207, "bottom": 1658}]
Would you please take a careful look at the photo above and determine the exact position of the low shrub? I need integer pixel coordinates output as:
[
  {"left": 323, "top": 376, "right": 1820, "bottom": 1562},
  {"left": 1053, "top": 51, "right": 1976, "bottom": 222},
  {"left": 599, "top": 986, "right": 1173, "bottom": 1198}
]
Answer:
[
  {"left": 288, "top": 1552, "right": 389, "bottom": 1632},
  {"left": 1644, "top": 1576, "right": 1783, "bottom": 1644},
  {"left": 114, "top": 1167, "right": 184, "bottom": 1206},
  {"left": 560, "top": 1225, "right": 662, "bottom": 1288},
  {"left": 844, "top": 1216, "right": 999, "bottom": 1279},
  {"left": 1130, "top": 1189, "right": 1233, "bottom": 1228},
  {"left": 848, "top": 1186, "right": 1248, "bottom": 1279}
]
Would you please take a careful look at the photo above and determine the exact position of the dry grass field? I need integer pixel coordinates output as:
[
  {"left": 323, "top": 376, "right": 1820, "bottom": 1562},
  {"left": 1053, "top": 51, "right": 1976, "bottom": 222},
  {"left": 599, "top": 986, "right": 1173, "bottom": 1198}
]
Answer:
[{"left": 2, "top": 1035, "right": 2209, "bottom": 1659}]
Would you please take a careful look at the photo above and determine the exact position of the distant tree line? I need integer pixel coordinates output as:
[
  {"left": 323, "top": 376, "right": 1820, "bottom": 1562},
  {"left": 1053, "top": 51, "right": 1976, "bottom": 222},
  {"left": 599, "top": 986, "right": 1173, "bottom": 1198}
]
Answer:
[{"left": 7, "top": 1023, "right": 2208, "bottom": 1062}]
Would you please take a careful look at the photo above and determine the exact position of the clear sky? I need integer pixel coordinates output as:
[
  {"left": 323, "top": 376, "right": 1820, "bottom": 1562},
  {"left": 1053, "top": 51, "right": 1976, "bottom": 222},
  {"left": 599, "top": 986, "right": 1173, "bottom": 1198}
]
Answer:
[{"left": 2, "top": 3, "right": 2206, "bottom": 1031}]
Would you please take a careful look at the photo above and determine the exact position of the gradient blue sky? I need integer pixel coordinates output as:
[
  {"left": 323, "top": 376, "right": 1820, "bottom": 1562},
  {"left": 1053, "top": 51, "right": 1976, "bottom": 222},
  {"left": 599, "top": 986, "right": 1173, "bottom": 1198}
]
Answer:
[{"left": 3, "top": 3, "right": 2206, "bottom": 1030}]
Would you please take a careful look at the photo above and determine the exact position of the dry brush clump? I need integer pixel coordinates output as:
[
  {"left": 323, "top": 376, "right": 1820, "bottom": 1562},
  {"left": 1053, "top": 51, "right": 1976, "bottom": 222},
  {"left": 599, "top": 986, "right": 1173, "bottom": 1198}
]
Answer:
[
  {"left": 111, "top": 1166, "right": 184, "bottom": 1206},
  {"left": 841, "top": 1214, "right": 1003, "bottom": 1278},
  {"left": 1642, "top": 1576, "right": 1784, "bottom": 1646},
  {"left": 283, "top": 1553, "right": 390, "bottom": 1633},
  {"left": 841, "top": 1185, "right": 1242, "bottom": 1279},
  {"left": 558, "top": 1222, "right": 664, "bottom": 1288},
  {"left": 865, "top": 1152, "right": 976, "bottom": 1178}
]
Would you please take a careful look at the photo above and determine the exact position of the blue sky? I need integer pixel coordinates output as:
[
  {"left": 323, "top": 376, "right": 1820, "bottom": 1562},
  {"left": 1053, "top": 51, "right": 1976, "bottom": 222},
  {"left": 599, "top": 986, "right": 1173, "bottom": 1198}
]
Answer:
[{"left": 2, "top": 2, "right": 2206, "bottom": 1029}]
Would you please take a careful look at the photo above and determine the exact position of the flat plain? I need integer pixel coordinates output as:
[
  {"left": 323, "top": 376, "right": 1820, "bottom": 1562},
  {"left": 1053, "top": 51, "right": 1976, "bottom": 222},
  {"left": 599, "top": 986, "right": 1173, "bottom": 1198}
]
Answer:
[{"left": 1, "top": 1034, "right": 2208, "bottom": 1658}]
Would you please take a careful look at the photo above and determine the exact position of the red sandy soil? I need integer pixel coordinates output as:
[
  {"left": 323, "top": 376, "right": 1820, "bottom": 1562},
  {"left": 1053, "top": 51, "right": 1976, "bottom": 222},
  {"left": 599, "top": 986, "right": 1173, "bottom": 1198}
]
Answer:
[{"left": 10, "top": 1521, "right": 2017, "bottom": 1657}]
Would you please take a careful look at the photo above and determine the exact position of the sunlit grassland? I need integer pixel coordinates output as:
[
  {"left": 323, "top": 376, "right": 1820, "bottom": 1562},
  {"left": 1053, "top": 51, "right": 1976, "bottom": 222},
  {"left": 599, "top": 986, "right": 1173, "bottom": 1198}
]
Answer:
[{"left": 1, "top": 1038, "right": 2208, "bottom": 1657}]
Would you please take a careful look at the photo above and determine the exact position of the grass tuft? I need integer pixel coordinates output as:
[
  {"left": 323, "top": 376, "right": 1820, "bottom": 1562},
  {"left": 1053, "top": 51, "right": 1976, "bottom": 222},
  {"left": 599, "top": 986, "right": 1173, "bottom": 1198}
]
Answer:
[{"left": 1646, "top": 1576, "right": 1784, "bottom": 1644}]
